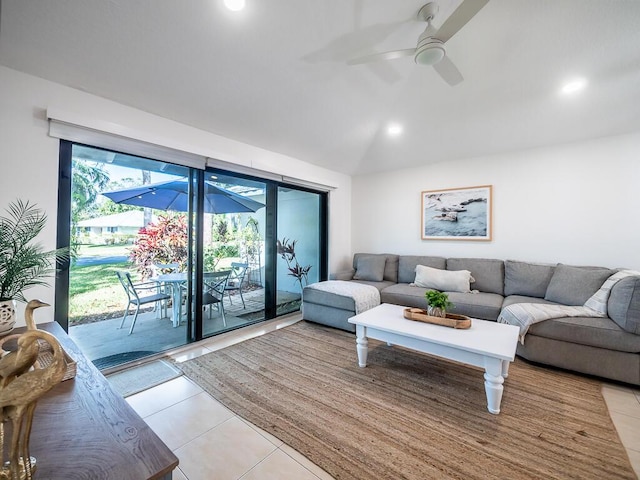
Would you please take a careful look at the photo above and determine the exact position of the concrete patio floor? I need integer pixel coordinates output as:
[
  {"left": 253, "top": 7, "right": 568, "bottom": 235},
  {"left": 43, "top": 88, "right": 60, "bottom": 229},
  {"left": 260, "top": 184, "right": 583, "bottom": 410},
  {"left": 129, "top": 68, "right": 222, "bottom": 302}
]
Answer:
[{"left": 69, "top": 288, "right": 301, "bottom": 369}]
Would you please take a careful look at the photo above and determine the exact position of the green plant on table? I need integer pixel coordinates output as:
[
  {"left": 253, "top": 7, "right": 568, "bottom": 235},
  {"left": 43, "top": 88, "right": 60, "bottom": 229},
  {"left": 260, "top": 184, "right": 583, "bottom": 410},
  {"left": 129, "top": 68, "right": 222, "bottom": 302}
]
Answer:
[
  {"left": 0, "top": 199, "right": 69, "bottom": 302},
  {"left": 424, "top": 290, "right": 453, "bottom": 317}
]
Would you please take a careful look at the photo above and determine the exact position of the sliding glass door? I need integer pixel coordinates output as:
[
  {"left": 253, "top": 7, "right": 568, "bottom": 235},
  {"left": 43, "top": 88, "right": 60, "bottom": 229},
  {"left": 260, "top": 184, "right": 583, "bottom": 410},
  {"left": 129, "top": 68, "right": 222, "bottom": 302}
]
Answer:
[
  {"left": 57, "top": 141, "right": 328, "bottom": 369},
  {"left": 59, "top": 143, "right": 193, "bottom": 369}
]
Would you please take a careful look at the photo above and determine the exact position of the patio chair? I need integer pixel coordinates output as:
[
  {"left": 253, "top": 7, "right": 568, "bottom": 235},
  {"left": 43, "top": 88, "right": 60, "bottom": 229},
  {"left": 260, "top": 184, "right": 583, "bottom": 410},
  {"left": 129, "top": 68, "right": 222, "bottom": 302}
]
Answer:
[
  {"left": 152, "top": 262, "right": 180, "bottom": 316},
  {"left": 223, "top": 262, "right": 249, "bottom": 308},
  {"left": 202, "top": 270, "right": 231, "bottom": 325},
  {"left": 116, "top": 271, "right": 172, "bottom": 335}
]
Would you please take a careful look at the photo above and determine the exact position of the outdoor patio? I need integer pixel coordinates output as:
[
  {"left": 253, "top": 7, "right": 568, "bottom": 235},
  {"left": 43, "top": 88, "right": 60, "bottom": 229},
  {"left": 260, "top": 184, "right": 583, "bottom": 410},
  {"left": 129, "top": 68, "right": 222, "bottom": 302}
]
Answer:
[{"left": 69, "top": 288, "right": 301, "bottom": 369}]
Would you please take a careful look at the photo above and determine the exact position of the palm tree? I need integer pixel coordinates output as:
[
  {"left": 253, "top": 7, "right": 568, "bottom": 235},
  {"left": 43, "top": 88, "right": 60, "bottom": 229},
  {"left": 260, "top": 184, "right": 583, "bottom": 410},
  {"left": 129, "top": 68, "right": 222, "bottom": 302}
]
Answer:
[{"left": 70, "top": 160, "right": 110, "bottom": 256}]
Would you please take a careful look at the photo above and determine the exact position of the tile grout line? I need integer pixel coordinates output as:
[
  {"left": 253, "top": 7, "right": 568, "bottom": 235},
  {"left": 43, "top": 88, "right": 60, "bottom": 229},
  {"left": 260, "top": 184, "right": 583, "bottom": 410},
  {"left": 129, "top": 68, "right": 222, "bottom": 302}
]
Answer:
[
  {"left": 171, "top": 414, "right": 238, "bottom": 454},
  {"left": 236, "top": 449, "right": 280, "bottom": 480},
  {"left": 277, "top": 446, "right": 325, "bottom": 480}
]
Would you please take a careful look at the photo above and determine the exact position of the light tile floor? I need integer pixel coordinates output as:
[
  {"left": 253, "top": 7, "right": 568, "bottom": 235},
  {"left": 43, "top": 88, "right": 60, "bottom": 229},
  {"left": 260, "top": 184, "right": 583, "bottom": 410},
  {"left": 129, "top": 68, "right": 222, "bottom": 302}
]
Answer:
[
  {"left": 126, "top": 316, "right": 640, "bottom": 479},
  {"left": 126, "top": 314, "right": 335, "bottom": 480}
]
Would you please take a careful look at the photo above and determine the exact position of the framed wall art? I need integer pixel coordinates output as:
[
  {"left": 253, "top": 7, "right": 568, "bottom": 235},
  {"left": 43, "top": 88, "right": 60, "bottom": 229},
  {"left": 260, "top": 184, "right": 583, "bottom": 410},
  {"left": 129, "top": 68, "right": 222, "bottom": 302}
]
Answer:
[{"left": 421, "top": 185, "right": 492, "bottom": 241}]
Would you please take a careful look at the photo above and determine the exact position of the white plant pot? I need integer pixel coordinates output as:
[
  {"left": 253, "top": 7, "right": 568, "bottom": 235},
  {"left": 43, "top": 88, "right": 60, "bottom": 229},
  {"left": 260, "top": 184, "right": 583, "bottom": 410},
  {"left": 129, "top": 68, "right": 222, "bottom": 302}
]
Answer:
[
  {"left": 426, "top": 305, "right": 446, "bottom": 318},
  {"left": 0, "top": 299, "right": 16, "bottom": 335}
]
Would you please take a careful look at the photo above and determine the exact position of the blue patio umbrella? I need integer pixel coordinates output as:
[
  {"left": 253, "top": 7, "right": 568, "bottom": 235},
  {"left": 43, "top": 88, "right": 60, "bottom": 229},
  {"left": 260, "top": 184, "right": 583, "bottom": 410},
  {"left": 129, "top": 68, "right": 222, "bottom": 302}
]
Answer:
[{"left": 101, "top": 178, "right": 264, "bottom": 214}]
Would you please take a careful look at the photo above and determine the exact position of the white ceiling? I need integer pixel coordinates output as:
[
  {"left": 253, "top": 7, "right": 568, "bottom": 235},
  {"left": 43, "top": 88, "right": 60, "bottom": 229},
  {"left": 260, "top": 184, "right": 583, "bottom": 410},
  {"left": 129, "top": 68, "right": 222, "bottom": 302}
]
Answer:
[{"left": 1, "top": 0, "right": 639, "bottom": 175}]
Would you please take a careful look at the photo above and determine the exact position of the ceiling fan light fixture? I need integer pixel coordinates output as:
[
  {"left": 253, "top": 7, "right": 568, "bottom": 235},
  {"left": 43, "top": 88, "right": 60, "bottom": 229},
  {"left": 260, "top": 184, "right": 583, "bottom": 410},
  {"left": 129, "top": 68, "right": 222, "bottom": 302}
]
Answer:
[{"left": 414, "top": 40, "right": 445, "bottom": 66}]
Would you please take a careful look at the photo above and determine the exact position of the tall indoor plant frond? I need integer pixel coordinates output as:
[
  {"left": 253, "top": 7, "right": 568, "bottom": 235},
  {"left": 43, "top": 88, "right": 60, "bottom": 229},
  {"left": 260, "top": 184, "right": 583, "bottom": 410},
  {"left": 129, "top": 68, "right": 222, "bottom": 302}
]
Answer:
[{"left": 0, "top": 199, "right": 68, "bottom": 302}]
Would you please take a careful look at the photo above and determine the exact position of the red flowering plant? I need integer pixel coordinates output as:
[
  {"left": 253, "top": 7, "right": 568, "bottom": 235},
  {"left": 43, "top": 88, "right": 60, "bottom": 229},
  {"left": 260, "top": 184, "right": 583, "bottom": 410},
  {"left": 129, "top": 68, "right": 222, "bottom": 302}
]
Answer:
[
  {"left": 130, "top": 213, "right": 188, "bottom": 279},
  {"left": 277, "top": 237, "right": 311, "bottom": 292}
]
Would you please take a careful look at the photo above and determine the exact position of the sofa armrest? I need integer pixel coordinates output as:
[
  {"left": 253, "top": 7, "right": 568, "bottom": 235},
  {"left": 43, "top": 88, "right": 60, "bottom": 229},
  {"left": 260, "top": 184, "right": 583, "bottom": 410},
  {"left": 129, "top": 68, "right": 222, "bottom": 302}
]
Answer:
[{"left": 330, "top": 269, "right": 355, "bottom": 281}]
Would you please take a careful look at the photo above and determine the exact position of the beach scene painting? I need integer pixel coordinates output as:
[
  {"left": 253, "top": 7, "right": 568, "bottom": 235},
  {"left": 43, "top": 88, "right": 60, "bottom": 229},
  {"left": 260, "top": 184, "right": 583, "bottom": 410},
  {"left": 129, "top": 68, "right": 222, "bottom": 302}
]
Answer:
[{"left": 421, "top": 185, "right": 492, "bottom": 240}]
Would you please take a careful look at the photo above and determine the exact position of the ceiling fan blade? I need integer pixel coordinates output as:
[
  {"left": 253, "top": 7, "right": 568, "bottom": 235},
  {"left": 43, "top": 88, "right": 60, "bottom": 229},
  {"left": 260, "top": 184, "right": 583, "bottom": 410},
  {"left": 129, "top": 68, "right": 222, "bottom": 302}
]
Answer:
[
  {"left": 435, "top": 0, "right": 489, "bottom": 44},
  {"left": 433, "top": 56, "right": 464, "bottom": 86},
  {"left": 347, "top": 48, "right": 416, "bottom": 65}
]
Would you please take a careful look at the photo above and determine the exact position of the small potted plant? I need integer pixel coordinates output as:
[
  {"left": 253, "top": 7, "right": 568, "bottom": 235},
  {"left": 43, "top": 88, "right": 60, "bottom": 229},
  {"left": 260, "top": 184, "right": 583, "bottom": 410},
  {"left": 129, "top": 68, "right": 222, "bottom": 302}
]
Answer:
[
  {"left": 0, "top": 199, "right": 68, "bottom": 334},
  {"left": 424, "top": 290, "right": 453, "bottom": 318}
]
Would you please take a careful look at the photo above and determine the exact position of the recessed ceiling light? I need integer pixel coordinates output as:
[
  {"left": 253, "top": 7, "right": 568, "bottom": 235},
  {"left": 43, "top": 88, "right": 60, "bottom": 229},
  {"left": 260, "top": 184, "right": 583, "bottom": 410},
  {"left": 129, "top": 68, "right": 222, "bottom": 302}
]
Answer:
[
  {"left": 224, "top": 0, "right": 245, "bottom": 11},
  {"left": 387, "top": 123, "right": 403, "bottom": 136},
  {"left": 560, "top": 78, "right": 587, "bottom": 95},
  {"left": 210, "top": 175, "right": 218, "bottom": 179}
]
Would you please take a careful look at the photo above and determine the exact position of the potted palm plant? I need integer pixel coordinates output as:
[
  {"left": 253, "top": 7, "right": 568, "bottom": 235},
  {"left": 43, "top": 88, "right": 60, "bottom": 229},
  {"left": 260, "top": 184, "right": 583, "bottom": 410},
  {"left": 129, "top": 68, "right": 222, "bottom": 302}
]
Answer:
[
  {"left": 0, "top": 199, "right": 68, "bottom": 334},
  {"left": 424, "top": 290, "right": 453, "bottom": 318}
]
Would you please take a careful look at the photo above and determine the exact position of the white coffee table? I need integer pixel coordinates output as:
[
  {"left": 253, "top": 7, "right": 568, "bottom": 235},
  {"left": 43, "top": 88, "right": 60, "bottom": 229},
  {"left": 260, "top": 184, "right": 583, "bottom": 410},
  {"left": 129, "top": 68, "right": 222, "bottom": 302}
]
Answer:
[{"left": 348, "top": 303, "right": 520, "bottom": 414}]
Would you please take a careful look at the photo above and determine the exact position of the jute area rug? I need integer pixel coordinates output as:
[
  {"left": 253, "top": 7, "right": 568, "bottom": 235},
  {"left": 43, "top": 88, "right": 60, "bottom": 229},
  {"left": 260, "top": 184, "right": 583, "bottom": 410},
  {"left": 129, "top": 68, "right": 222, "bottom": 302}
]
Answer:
[{"left": 179, "top": 321, "right": 636, "bottom": 480}]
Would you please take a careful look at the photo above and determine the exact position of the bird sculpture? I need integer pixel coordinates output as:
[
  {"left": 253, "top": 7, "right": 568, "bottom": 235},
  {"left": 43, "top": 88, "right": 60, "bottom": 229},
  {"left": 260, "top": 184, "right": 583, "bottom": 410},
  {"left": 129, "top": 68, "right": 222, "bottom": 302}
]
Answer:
[
  {"left": 0, "top": 329, "right": 66, "bottom": 480},
  {"left": 24, "top": 300, "right": 48, "bottom": 331},
  {"left": 0, "top": 300, "right": 49, "bottom": 388}
]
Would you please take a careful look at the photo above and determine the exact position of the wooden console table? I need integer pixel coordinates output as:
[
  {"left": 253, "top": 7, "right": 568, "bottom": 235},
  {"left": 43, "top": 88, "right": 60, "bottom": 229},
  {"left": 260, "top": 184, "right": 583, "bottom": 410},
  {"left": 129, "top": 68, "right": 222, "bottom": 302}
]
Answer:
[{"left": 13, "top": 322, "right": 179, "bottom": 479}]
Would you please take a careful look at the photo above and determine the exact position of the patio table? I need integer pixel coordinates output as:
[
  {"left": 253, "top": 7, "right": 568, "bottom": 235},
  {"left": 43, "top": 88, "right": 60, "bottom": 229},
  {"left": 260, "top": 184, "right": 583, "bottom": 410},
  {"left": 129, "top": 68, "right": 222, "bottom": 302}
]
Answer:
[{"left": 151, "top": 272, "right": 187, "bottom": 327}]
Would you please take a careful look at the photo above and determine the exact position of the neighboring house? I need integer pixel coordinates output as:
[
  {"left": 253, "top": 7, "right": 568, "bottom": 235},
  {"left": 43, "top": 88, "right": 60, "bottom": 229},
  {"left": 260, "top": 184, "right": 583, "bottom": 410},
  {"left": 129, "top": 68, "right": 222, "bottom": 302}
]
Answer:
[{"left": 77, "top": 210, "right": 154, "bottom": 243}]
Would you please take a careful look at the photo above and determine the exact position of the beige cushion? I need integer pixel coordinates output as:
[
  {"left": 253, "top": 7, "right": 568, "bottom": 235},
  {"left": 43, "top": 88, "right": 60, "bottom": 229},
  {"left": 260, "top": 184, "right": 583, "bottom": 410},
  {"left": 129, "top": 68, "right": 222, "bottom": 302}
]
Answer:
[{"left": 413, "top": 265, "right": 474, "bottom": 293}]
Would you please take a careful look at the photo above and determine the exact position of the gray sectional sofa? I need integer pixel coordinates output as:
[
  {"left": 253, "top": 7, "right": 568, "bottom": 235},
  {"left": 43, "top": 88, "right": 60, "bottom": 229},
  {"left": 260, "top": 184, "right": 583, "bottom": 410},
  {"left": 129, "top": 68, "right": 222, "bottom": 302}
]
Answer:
[{"left": 302, "top": 253, "right": 640, "bottom": 385}]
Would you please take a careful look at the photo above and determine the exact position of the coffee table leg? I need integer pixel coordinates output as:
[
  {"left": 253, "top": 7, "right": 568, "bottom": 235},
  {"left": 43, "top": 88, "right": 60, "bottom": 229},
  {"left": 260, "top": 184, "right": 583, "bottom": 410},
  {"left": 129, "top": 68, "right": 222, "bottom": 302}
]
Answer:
[
  {"left": 484, "top": 358, "right": 505, "bottom": 414},
  {"left": 502, "top": 359, "right": 510, "bottom": 379},
  {"left": 355, "top": 325, "right": 368, "bottom": 367}
]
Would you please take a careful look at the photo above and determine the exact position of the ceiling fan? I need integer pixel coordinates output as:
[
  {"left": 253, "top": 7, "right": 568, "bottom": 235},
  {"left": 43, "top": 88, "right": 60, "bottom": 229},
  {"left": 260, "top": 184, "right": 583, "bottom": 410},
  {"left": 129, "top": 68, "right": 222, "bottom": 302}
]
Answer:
[{"left": 347, "top": 0, "right": 489, "bottom": 86}]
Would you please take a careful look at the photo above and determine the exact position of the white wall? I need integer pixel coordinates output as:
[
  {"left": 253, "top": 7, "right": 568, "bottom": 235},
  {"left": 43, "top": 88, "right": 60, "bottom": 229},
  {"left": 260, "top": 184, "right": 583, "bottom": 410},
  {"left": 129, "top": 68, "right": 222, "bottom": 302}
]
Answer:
[
  {"left": 352, "top": 132, "right": 640, "bottom": 271},
  {"left": 0, "top": 65, "right": 351, "bottom": 323}
]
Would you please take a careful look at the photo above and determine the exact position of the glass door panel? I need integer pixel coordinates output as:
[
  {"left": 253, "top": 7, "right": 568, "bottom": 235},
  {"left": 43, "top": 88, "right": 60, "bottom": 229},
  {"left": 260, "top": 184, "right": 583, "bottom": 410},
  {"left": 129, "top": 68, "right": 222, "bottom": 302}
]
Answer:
[
  {"left": 201, "top": 172, "right": 267, "bottom": 337},
  {"left": 276, "top": 187, "right": 321, "bottom": 315},
  {"left": 66, "top": 144, "right": 192, "bottom": 369}
]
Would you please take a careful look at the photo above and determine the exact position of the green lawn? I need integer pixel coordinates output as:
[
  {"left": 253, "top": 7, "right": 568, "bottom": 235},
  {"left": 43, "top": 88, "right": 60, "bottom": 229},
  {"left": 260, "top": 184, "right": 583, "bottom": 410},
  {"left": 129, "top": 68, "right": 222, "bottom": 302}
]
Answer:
[{"left": 69, "top": 260, "right": 143, "bottom": 324}]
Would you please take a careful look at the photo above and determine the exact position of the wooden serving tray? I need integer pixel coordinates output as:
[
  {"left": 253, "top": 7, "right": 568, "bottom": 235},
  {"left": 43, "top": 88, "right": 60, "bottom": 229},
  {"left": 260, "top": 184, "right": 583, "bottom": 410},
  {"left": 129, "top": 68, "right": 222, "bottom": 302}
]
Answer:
[{"left": 403, "top": 308, "right": 472, "bottom": 329}]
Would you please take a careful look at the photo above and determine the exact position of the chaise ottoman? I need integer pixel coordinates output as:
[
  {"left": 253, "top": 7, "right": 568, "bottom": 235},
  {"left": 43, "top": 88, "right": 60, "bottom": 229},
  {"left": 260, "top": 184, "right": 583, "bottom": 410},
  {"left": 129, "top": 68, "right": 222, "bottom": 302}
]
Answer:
[{"left": 302, "top": 280, "right": 380, "bottom": 332}]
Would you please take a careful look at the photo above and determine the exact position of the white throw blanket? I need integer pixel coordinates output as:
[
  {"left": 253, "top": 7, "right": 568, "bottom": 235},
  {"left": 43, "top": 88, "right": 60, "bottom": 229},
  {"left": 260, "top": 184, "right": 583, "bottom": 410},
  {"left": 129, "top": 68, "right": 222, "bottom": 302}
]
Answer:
[
  {"left": 305, "top": 280, "right": 380, "bottom": 314},
  {"left": 498, "top": 269, "right": 639, "bottom": 344}
]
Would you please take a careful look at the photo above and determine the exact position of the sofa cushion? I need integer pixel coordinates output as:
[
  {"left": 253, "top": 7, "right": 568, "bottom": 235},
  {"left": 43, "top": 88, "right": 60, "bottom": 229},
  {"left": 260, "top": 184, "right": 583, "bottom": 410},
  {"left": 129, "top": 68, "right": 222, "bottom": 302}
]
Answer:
[
  {"left": 380, "top": 283, "right": 428, "bottom": 309},
  {"left": 352, "top": 280, "right": 396, "bottom": 292},
  {"left": 528, "top": 316, "right": 640, "bottom": 353},
  {"left": 544, "top": 264, "right": 613, "bottom": 306},
  {"left": 502, "top": 295, "right": 558, "bottom": 308},
  {"left": 446, "top": 258, "right": 505, "bottom": 295},
  {"left": 302, "top": 286, "right": 356, "bottom": 311},
  {"left": 353, "top": 255, "right": 386, "bottom": 282},
  {"left": 445, "top": 292, "right": 504, "bottom": 321},
  {"left": 353, "top": 253, "right": 399, "bottom": 282},
  {"left": 607, "top": 275, "right": 640, "bottom": 334},
  {"left": 504, "top": 260, "right": 556, "bottom": 298},
  {"left": 398, "top": 256, "right": 447, "bottom": 283},
  {"left": 413, "top": 265, "right": 473, "bottom": 293}
]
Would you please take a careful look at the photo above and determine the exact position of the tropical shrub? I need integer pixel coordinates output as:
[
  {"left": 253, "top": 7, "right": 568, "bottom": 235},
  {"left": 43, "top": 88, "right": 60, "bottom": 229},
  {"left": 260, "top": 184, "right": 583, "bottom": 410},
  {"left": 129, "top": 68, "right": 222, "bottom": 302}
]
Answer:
[{"left": 129, "top": 214, "right": 188, "bottom": 279}]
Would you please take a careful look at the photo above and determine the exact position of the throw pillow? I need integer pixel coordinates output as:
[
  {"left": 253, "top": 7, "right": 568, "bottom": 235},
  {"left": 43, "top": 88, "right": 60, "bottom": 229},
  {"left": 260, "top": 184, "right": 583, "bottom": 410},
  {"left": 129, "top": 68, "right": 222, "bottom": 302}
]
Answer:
[
  {"left": 544, "top": 264, "right": 613, "bottom": 306},
  {"left": 413, "top": 265, "right": 474, "bottom": 293},
  {"left": 353, "top": 256, "right": 386, "bottom": 282}
]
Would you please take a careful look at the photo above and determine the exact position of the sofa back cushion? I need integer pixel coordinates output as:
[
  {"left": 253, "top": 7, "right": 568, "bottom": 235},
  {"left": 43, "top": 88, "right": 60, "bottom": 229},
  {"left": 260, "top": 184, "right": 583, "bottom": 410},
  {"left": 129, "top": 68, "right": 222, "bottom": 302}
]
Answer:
[
  {"left": 446, "top": 258, "right": 505, "bottom": 295},
  {"left": 352, "top": 253, "right": 399, "bottom": 282},
  {"left": 504, "top": 260, "right": 556, "bottom": 298},
  {"left": 544, "top": 264, "right": 613, "bottom": 306},
  {"left": 398, "top": 255, "right": 446, "bottom": 283},
  {"left": 607, "top": 275, "right": 640, "bottom": 334}
]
